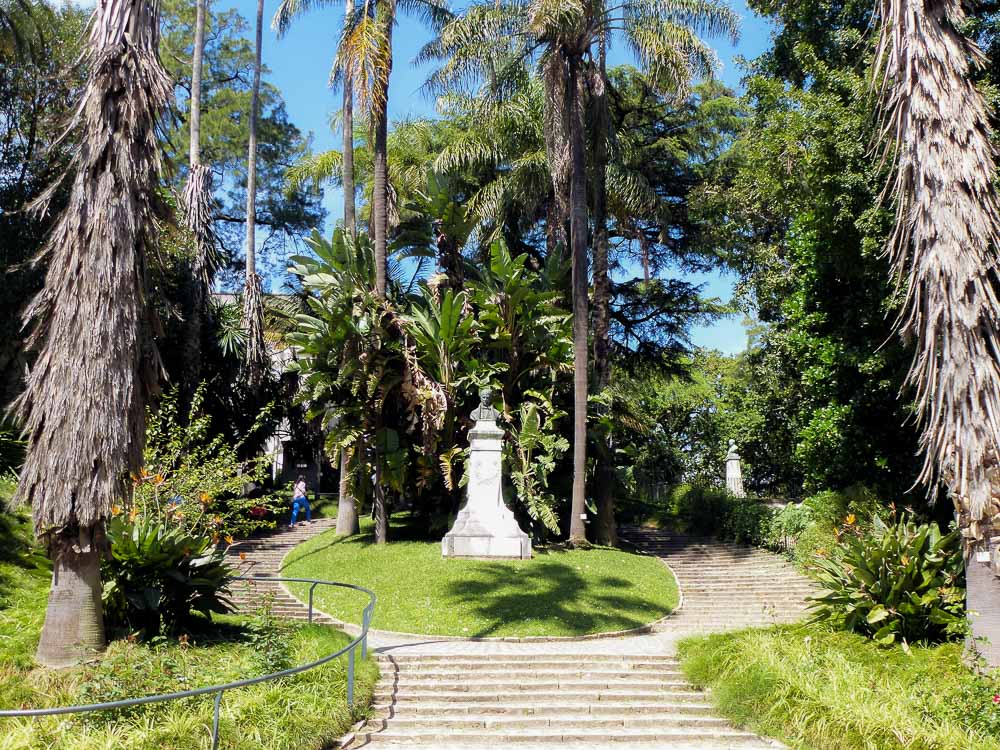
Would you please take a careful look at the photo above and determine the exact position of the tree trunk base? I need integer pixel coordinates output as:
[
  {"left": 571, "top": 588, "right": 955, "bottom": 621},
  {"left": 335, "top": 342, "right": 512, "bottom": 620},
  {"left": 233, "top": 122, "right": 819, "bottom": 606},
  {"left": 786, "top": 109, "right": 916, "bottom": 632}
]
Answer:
[
  {"left": 966, "top": 554, "right": 1000, "bottom": 670},
  {"left": 36, "top": 537, "right": 105, "bottom": 668},
  {"left": 336, "top": 448, "right": 359, "bottom": 536}
]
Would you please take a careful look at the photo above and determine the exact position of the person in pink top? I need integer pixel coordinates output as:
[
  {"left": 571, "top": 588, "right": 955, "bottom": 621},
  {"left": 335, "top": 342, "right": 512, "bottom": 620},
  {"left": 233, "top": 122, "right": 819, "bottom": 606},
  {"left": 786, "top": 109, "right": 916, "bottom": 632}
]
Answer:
[{"left": 289, "top": 475, "right": 312, "bottom": 527}]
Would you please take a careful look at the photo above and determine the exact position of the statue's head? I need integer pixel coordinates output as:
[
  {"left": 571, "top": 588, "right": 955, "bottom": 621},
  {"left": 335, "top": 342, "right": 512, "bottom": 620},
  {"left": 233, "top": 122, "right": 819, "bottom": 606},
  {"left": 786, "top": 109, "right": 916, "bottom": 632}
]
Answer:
[{"left": 479, "top": 387, "right": 493, "bottom": 406}]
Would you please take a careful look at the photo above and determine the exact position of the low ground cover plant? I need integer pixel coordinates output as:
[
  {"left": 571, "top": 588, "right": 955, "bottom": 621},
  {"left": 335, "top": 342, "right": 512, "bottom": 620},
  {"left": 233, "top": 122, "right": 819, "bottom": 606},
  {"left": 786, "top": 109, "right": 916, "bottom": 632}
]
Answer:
[
  {"left": 102, "top": 514, "right": 237, "bottom": 638},
  {"left": 678, "top": 625, "right": 1000, "bottom": 750}
]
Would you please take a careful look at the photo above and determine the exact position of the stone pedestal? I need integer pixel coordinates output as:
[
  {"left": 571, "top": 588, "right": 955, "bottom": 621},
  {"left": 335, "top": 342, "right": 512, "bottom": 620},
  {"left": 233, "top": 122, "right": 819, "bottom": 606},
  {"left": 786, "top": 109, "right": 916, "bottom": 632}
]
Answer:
[
  {"left": 442, "top": 397, "right": 531, "bottom": 560},
  {"left": 725, "top": 439, "right": 746, "bottom": 498}
]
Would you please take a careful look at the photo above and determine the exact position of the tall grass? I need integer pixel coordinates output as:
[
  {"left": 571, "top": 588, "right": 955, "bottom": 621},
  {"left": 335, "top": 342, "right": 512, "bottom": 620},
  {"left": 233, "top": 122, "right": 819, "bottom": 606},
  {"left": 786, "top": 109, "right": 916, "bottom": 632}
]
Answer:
[{"left": 678, "top": 625, "right": 1000, "bottom": 750}]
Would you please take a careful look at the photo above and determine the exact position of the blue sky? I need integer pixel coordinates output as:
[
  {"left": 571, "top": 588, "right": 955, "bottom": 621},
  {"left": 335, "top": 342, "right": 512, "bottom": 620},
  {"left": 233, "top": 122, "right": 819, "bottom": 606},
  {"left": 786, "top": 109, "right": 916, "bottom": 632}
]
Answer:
[{"left": 227, "top": 0, "right": 775, "bottom": 354}]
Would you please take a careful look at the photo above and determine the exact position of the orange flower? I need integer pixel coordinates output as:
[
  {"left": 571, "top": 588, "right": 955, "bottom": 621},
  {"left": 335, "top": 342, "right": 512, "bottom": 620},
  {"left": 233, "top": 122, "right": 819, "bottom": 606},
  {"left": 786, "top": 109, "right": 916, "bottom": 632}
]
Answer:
[
  {"left": 224, "top": 535, "right": 234, "bottom": 545},
  {"left": 128, "top": 507, "right": 138, "bottom": 522},
  {"left": 111, "top": 504, "right": 123, "bottom": 517},
  {"left": 153, "top": 473, "right": 165, "bottom": 485},
  {"left": 199, "top": 492, "right": 211, "bottom": 505},
  {"left": 845, "top": 514, "right": 856, "bottom": 525},
  {"left": 239, "top": 552, "right": 247, "bottom": 561}
]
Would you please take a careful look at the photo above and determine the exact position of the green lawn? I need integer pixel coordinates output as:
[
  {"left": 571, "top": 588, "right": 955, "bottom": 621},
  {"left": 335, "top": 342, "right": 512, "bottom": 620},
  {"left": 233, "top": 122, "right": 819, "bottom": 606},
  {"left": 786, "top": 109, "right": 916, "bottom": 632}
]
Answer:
[
  {"left": 282, "top": 516, "right": 678, "bottom": 637},
  {"left": 678, "top": 624, "right": 1000, "bottom": 750},
  {"left": 0, "top": 477, "right": 378, "bottom": 750}
]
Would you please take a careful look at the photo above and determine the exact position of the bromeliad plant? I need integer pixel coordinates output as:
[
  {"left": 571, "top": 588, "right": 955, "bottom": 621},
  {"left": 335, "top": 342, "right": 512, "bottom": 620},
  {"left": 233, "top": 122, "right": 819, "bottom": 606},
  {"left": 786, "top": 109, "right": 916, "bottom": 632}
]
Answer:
[
  {"left": 103, "top": 513, "right": 237, "bottom": 637},
  {"left": 808, "top": 512, "right": 965, "bottom": 645}
]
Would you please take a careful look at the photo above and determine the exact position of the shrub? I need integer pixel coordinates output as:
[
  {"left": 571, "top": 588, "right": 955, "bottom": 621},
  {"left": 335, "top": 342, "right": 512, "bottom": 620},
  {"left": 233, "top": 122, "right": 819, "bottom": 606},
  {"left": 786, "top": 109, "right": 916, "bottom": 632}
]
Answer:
[
  {"left": 135, "top": 384, "right": 281, "bottom": 540},
  {"left": 808, "top": 513, "right": 965, "bottom": 645},
  {"left": 669, "top": 483, "right": 731, "bottom": 535},
  {"left": 721, "top": 497, "right": 775, "bottom": 546},
  {"left": 103, "top": 514, "right": 237, "bottom": 637}
]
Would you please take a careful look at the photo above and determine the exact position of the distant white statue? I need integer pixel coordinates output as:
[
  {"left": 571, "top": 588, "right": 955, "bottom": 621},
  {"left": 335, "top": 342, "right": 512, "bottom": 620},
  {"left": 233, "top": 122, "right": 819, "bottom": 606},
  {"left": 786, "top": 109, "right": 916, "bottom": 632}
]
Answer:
[
  {"left": 725, "top": 439, "right": 746, "bottom": 498},
  {"left": 442, "top": 388, "right": 531, "bottom": 559}
]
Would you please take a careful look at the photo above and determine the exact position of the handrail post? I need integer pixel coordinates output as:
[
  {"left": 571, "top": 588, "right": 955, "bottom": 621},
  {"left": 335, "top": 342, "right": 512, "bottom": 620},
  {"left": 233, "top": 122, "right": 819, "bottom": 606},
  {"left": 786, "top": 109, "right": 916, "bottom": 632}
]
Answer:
[
  {"left": 211, "top": 690, "right": 223, "bottom": 750},
  {"left": 308, "top": 582, "right": 318, "bottom": 624},
  {"left": 361, "top": 609, "right": 368, "bottom": 659},
  {"left": 347, "top": 645, "right": 355, "bottom": 708}
]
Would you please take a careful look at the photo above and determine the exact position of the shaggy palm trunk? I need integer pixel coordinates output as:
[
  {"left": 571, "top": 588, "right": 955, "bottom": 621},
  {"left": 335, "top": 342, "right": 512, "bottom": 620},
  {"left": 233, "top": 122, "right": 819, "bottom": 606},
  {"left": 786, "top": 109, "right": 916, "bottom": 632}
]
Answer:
[
  {"left": 241, "top": 0, "right": 268, "bottom": 387},
  {"left": 181, "top": 0, "right": 211, "bottom": 394},
  {"left": 876, "top": 0, "right": 1000, "bottom": 666},
  {"left": 591, "top": 48, "right": 616, "bottom": 547},
  {"left": 15, "top": 0, "right": 170, "bottom": 666},
  {"left": 567, "top": 58, "right": 588, "bottom": 545}
]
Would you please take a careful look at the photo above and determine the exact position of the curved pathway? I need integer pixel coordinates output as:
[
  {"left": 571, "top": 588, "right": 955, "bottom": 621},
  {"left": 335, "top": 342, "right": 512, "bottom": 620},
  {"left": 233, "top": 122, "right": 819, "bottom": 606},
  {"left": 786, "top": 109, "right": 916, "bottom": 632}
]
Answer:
[{"left": 232, "top": 521, "right": 815, "bottom": 748}]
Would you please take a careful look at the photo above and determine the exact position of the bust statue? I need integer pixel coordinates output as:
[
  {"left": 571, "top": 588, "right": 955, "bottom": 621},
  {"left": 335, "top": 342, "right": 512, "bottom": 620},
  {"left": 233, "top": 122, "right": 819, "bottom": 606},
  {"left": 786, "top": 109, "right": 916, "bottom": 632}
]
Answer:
[{"left": 470, "top": 387, "right": 499, "bottom": 422}]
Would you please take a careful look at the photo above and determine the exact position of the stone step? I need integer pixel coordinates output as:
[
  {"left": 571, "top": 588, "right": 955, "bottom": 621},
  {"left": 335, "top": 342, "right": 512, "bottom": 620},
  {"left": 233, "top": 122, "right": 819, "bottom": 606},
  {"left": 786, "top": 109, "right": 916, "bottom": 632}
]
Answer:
[
  {"left": 361, "top": 715, "right": 734, "bottom": 732},
  {"left": 378, "top": 669, "right": 687, "bottom": 681},
  {"left": 377, "top": 654, "right": 681, "bottom": 664},
  {"left": 373, "top": 680, "right": 698, "bottom": 694},
  {"left": 371, "top": 702, "right": 716, "bottom": 717},
  {"left": 372, "top": 690, "right": 708, "bottom": 704},
  {"left": 351, "top": 727, "right": 772, "bottom": 746},
  {"left": 379, "top": 660, "right": 681, "bottom": 672}
]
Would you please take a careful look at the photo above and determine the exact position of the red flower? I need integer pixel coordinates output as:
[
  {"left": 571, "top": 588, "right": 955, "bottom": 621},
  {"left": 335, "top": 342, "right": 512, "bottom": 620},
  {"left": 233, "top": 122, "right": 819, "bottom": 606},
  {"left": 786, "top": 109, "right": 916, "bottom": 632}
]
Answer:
[
  {"left": 249, "top": 505, "right": 267, "bottom": 518},
  {"left": 992, "top": 694, "right": 1000, "bottom": 705}
]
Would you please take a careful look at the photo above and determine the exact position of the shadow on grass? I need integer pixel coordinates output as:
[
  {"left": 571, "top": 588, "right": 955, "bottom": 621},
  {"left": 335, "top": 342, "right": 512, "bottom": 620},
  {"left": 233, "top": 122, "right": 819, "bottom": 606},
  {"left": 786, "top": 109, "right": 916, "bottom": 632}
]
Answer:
[{"left": 445, "top": 557, "right": 671, "bottom": 638}]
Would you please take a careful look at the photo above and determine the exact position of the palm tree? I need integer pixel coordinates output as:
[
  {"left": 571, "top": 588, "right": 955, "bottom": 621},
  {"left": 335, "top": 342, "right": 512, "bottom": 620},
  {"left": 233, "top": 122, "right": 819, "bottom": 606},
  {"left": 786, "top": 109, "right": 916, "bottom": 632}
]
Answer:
[
  {"left": 874, "top": 0, "right": 1000, "bottom": 666},
  {"left": 181, "top": 0, "right": 215, "bottom": 393},
  {"left": 427, "top": 0, "right": 738, "bottom": 543},
  {"left": 273, "top": 0, "right": 364, "bottom": 535},
  {"left": 14, "top": 0, "right": 170, "bottom": 666},
  {"left": 242, "top": 0, "right": 269, "bottom": 387}
]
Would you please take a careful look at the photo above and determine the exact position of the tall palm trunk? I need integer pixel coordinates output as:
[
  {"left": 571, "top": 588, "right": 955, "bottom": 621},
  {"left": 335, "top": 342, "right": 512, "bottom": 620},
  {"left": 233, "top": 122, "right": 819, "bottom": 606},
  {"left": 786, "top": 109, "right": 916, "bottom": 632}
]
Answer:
[
  {"left": 342, "top": 0, "right": 356, "bottom": 239},
  {"left": 242, "top": 0, "right": 268, "bottom": 387},
  {"left": 876, "top": 0, "right": 1000, "bottom": 666},
  {"left": 591, "top": 45, "right": 615, "bottom": 547},
  {"left": 371, "top": 23, "right": 391, "bottom": 299},
  {"left": 369, "top": 8, "right": 393, "bottom": 545},
  {"left": 16, "top": 0, "right": 170, "bottom": 666},
  {"left": 182, "top": 0, "right": 211, "bottom": 394},
  {"left": 567, "top": 56, "right": 588, "bottom": 545},
  {"left": 335, "top": 0, "right": 360, "bottom": 537}
]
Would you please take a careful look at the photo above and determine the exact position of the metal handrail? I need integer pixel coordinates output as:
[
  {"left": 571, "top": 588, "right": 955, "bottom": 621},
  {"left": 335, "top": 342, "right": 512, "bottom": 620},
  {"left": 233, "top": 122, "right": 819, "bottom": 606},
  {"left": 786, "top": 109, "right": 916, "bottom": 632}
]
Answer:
[{"left": 0, "top": 576, "right": 376, "bottom": 750}]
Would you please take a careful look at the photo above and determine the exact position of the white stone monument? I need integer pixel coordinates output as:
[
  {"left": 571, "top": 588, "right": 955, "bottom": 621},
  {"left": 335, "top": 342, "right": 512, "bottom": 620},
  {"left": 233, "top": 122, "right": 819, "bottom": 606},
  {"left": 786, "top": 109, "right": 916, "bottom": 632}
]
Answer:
[
  {"left": 442, "top": 388, "right": 531, "bottom": 559},
  {"left": 725, "top": 439, "right": 746, "bottom": 498}
]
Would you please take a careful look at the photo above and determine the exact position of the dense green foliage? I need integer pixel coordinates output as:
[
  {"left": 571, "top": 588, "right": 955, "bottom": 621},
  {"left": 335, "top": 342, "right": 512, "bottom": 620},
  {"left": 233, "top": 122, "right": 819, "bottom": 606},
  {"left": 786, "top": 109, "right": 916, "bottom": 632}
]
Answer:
[
  {"left": 103, "top": 515, "right": 236, "bottom": 638},
  {"left": 283, "top": 516, "right": 678, "bottom": 637},
  {"left": 679, "top": 625, "right": 1000, "bottom": 750},
  {"left": 0, "top": 480, "right": 377, "bottom": 749},
  {"left": 135, "top": 385, "right": 282, "bottom": 540},
  {"left": 808, "top": 515, "right": 965, "bottom": 645}
]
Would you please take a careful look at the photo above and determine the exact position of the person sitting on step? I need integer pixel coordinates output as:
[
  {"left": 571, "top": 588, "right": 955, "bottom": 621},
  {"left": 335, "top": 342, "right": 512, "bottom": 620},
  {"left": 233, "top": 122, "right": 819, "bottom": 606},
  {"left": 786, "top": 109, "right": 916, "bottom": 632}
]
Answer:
[{"left": 289, "top": 475, "right": 312, "bottom": 527}]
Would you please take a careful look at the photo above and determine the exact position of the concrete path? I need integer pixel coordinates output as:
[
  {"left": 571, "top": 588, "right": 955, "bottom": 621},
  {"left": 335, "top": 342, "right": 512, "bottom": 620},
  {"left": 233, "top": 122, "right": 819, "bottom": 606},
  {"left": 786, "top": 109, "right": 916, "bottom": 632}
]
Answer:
[{"left": 231, "top": 520, "right": 815, "bottom": 747}]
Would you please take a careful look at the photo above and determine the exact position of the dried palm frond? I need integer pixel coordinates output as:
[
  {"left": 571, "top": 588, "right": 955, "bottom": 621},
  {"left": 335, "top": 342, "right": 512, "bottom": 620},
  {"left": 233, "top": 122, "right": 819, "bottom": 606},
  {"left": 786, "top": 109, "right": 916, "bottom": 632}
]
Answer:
[
  {"left": 15, "top": 0, "right": 171, "bottom": 538},
  {"left": 875, "top": 0, "right": 1000, "bottom": 532},
  {"left": 181, "top": 163, "right": 218, "bottom": 282},
  {"left": 240, "top": 271, "right": 270, "bottom": 387}
]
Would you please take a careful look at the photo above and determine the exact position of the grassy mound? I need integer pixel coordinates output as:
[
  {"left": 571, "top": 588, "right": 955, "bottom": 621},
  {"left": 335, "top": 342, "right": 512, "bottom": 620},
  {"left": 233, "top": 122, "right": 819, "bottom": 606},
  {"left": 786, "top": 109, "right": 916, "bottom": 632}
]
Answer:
[
  {"left": 0, "top": 477, "right": 377, "bottom": 750},
  {"left": 678, "top": 624, "right": 1000, "bottom": 750},
  {"left": 282, "top": 516, "right": 678, "bottom": 638}
]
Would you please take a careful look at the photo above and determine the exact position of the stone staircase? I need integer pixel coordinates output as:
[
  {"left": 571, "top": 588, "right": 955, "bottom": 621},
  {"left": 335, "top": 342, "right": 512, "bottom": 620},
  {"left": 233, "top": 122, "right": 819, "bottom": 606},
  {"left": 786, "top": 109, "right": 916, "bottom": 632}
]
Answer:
[
  {"left": 620, "top": 526, "right": 819, "bottom": 632},
  {"left": 225, "top": 518, "right": 339, "bottom": 623},
  {"left": 345, "top": 653, "right": 779, "bottom": 748}
]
